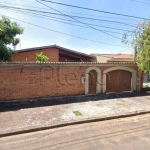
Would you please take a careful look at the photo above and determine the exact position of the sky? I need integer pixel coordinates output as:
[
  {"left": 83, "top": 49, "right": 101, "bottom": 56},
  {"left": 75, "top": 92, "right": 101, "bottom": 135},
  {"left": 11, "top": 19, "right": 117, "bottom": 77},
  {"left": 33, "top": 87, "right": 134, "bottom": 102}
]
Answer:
[{"left": 0, "top": 0, "right": 150, "bottom": 54}]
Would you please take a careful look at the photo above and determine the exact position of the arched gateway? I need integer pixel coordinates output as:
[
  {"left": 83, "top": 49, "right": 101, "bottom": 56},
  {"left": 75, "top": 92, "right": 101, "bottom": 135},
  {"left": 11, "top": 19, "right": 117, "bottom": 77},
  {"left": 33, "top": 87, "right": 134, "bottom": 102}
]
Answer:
[
  {"left": 85, "top": 67, "right": 101, "bottom": 95},
  {"left": 103, "top": 66, "right": 136, "bottom": 93}
]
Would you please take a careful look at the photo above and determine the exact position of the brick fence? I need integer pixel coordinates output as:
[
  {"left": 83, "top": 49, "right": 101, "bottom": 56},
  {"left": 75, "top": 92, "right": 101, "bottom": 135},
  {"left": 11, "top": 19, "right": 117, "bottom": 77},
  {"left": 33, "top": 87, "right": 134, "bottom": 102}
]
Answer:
[{"left": 0, "top": 62, "right": 143, "bottom": 101}]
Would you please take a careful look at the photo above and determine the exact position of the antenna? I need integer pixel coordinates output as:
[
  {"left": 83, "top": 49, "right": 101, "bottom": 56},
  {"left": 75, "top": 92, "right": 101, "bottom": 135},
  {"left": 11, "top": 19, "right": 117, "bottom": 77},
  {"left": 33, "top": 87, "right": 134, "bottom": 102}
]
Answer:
[{"left": 19, "top": 41, "right": 21, "bottom": 50}]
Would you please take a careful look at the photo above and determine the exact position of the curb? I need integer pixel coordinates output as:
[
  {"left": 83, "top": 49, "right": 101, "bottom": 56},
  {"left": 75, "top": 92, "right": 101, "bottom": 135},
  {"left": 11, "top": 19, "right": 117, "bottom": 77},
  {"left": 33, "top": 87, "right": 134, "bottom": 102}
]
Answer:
[{"left": 0, "top": 110, "right": 150, "bottom": 138}]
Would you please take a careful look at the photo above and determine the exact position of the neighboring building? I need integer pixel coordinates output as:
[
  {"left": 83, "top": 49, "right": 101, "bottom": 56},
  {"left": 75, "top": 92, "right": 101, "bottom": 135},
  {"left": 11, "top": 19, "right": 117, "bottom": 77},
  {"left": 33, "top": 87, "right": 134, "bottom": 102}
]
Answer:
[
  {"left": 12, "top": 45, "right": 135, "bottom": 63},
  {"left": 91, "top": 53, "right": 134, "bottom": 63},
  {"left": 12, "top": 45, "right": 93, "bottom": 62}
]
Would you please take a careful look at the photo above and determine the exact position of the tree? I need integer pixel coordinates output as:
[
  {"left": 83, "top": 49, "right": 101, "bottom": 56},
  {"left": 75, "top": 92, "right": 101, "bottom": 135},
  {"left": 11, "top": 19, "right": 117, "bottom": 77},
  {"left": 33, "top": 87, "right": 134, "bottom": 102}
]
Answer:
[
  {"left": 0, "top": 16, "right": 23, "bottom": 45},
  {"left": 0, "top": 41, "right": 14, "bottom": 61},
  {"left": 36, "top": 52, "right": 49, "bottom": 63},
  {"left": 0, "top": 16, "right": 23, "bottom": 61},
  {"left": 122, "top": 21, "right": 150, "bottom": 73}
]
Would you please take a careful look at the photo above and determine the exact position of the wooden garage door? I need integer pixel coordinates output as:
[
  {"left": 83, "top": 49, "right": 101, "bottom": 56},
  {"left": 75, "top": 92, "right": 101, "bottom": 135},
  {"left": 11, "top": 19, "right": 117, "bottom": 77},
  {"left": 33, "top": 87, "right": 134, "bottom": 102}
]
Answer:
[
  {"left": 106, "top": 70, "right": 132, "bottom": 92},
  {"left": 89, "top": 70, "right": 97, "bottom": 94}
]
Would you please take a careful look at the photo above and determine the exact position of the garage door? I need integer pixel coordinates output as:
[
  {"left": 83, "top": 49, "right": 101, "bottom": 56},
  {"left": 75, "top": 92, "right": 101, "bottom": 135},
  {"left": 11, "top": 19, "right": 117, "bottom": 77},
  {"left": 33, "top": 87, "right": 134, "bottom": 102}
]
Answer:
[{"left": 106, "top": 70, "right": 132, "bottom": 92}]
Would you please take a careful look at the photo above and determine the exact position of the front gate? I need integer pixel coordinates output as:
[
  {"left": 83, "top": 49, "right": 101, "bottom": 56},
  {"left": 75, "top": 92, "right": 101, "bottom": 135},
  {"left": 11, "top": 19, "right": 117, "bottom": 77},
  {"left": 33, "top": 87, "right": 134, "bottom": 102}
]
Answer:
[
  {"left": 88, "top": 70, "right": 97, "bottom": 94},
  {"left": 106, "top": 70, "right": 132, "bottom": 92}
]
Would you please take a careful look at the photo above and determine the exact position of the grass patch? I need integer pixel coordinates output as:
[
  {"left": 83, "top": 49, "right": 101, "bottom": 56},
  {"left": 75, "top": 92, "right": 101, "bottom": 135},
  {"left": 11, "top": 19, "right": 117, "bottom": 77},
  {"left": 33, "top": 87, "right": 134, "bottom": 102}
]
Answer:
[{"left": 73, "top": 111, "right": 82, "bottom": 116}]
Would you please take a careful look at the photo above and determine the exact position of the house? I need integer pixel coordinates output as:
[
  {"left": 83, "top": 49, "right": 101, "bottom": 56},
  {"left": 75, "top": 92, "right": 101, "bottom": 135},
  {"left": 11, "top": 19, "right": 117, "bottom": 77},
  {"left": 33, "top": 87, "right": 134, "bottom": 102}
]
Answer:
[
  {"left": 12, "top": 45, "right": 93, "bottom": 62},
  {"left": 12, "top": 45, "right": 135, "bottom": 63},
  {"left": 1, "top": 46, "right": 144, "bottom": 101},
  {"left": 91, "top": 53, "right": 134, "bottom": 63}
]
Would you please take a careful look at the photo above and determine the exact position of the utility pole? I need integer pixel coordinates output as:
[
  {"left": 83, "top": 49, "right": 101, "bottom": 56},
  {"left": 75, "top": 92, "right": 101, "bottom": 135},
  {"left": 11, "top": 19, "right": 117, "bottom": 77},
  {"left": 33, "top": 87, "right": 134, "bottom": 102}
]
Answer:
[{"left": 134, "top": 46, "right": 137, "bottom": 63}]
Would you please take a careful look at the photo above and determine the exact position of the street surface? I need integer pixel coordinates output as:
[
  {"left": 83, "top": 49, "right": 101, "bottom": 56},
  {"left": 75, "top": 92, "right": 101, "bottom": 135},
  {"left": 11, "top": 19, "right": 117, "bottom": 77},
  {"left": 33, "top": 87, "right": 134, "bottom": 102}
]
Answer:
[{"left": 0, "top": 114, "right": 150, "bottom": 150}]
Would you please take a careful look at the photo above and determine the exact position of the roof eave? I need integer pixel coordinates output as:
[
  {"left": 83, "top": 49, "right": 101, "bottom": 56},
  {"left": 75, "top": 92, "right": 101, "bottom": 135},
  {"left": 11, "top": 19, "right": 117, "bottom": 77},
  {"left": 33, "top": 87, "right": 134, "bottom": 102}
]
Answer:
[{"left": 14, "top": 45, "right": 93, "bottom": 58}]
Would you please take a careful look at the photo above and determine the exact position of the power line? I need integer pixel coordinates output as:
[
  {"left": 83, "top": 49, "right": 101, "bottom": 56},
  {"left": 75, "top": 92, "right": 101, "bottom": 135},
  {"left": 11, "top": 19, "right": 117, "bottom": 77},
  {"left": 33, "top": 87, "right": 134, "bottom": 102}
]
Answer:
[
  {"left": 0, "top": 1, "right": 142, "bottom": 22},
  {"left": 39, "top": 0, "right": 150, "bottom": 20},
  {"left": 0, "top": 8, "right": 123, "bottom": 35},
  {"left": 0, "top": 3, "right": 138, "bottom": 29},
  {"left": 0, "top": 8, "right": 125, "bottom": 35},
  {"left": 0, "top": 5, "right": 135, "bottom": 27},
  {"left": 130, "top": 0, "right": 150, "bottom": 5},
  {"left": 0, "top": 2, "right": 135, "bottom": 52},
  {"left": 0, "top": 14, "right": 131, "bottom": 48},
  {"left": 0, "top": 6, "right": 132, "bottom": 32},
  {"left": 35, "top": 0, "right": 123, "bottom": 40}
]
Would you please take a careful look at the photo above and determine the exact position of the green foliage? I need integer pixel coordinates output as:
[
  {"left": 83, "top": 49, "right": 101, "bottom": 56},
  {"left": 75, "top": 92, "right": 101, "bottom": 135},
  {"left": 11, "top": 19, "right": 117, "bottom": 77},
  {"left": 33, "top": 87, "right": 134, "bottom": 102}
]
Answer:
[
  {"left": 122, "top": 21, "right": 150, "bottom": 73},
  {"left": 0, "top": 16, "right": 23, "bottom": 45},
  {"left": 0, "top": 41, "right": 14, "bottom": 61},
  {"left": 0, "top": 16, "right": 23, "bottom": 61},
  {"left": 36, "top": 52, "right": 49, "bottom": 62}
]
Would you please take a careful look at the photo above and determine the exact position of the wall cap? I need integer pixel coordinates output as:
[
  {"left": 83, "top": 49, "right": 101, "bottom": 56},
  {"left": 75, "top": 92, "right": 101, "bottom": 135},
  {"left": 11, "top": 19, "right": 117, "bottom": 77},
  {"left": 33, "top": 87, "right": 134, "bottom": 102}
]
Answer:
[{"left": 0, "top": 61, "right": 137, "bottom": 65}]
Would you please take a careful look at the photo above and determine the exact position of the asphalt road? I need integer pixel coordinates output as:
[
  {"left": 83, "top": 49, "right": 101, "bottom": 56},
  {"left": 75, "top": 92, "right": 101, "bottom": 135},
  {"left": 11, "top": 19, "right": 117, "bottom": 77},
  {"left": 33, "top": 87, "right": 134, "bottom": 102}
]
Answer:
[{"left": 1, "top": 114, "right": 150, "bottom": 150}]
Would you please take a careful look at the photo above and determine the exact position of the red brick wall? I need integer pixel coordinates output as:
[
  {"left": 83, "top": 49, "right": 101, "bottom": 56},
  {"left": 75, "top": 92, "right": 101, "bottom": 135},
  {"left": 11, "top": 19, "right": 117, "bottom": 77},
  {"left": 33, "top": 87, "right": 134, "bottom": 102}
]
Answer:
[
  {"left": 12, "top": 48, "right": 59, "bottom": 62},
  {"left": 0, "top": 64, "right": 87, "bottom": 101},
  {"left": 0, "top": 63, "right": 141, "bottom": 101}
]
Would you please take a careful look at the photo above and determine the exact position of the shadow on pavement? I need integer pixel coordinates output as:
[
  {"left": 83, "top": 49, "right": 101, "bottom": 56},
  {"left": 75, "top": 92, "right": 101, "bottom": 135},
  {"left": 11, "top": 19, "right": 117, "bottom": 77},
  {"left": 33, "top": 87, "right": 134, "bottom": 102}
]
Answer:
[{"left": 0, "top": 92, "right": 150, "bottom": 112}]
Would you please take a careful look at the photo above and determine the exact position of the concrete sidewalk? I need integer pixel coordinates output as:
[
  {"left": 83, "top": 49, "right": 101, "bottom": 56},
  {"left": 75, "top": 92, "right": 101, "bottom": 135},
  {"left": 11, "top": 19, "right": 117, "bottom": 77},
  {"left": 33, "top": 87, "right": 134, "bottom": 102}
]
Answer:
[{"left": 0, "top": 95, "right": 150, "bottom": 137}]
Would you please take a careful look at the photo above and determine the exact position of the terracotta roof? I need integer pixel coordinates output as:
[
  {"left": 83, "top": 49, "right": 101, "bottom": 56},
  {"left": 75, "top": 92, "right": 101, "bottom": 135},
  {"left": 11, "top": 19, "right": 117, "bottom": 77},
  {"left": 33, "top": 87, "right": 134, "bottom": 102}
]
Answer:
[
  {"left": 15, "top": 45, "right": 92, "bottom": 58},
  {"left": 92, "top": 53, "right": 134, "bottom": 59}
]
